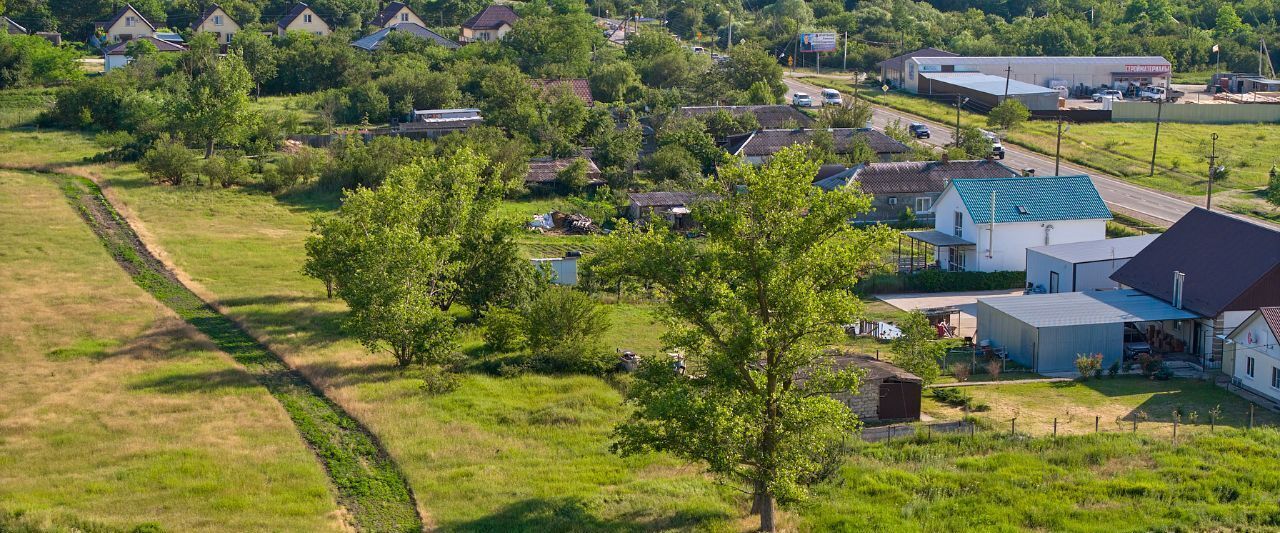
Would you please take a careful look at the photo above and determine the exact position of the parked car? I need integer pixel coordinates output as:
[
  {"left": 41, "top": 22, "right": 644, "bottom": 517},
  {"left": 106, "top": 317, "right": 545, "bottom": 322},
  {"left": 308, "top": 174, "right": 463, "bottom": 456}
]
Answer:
[
  {"left": 1138, "top": 86, "right": 1185, "bottom": 102},
  {"left": 821, "top": 88, "right": 843, "bottom": 106},
  {"left": 980, "top": 129, "right": 1005, "bottom": 159},
  {"left": 791, "top": 92, "right": 813, "bottom": 107},
  {"left": 908, "top": 122, "right": 930, "bottom": 139},
  {"left": 1091, "top": 89, "right": 1123, "bottom": 102}
]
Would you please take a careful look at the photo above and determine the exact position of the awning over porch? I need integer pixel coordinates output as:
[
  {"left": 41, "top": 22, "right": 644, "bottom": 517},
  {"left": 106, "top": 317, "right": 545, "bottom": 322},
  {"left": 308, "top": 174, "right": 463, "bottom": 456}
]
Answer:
[{"left": 904, "top": 230, "right": 975, "bottom": 248}]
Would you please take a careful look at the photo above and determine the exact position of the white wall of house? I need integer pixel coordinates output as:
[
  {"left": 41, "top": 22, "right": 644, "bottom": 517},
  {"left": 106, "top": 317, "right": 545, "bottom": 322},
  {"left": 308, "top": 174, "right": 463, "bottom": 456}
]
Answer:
[
  {"left": 194, "top": 8, "right": 240, "bottom": 44},
  {"left": 279, "top": 8, "right": 330, "bottom": 36},
  {"left": 461, "top": 23, "right": 511, "bottom": 42},
  {"left": 104, "top": 54, "right": 131, "bottom": 71},
  {"left": 933, "top": 187, "right": 1106, "bottom": 272},
  {"left": 1228, "top": 312, "right": 1280, "bottom": 403},
  {"left": 383, "top": 6, "right": 424, "bottom": 27},
  {"left": 102, "top": 7, "right": 154, "bottom": 43}
]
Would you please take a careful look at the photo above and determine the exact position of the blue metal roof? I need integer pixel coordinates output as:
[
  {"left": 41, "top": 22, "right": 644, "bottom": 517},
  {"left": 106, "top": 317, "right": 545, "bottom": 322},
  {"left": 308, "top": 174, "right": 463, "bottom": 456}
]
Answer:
[
  {"left": 948, "top": 175, "right": 1111, "bottom": 224},
  {"left": 979, "top": 289, "right": 1201, "bottom": 328}
]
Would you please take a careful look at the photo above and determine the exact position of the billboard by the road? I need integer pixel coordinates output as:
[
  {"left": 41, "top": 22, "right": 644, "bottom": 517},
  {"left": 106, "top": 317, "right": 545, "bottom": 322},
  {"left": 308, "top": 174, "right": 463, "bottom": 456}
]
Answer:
[{"left": 800, "top": 33, "right": 837, "bottom": 52}]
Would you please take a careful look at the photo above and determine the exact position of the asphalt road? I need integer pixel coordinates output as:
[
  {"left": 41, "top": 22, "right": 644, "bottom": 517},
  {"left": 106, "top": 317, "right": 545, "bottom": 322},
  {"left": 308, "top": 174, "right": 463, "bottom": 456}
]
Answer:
[{"left": 781, "top": 75, "right": 1241, "bottom": 228}]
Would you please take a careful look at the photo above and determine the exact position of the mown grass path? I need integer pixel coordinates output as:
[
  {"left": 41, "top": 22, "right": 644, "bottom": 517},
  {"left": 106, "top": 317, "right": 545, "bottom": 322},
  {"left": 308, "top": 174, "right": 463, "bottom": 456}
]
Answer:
[{"left": 52, "top": 172, "right": 423, "bottom": 533}]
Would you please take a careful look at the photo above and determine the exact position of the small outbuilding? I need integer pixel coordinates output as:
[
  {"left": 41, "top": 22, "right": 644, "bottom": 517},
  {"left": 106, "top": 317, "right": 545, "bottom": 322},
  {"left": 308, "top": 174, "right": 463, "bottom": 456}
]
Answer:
[
  {"left": 976, "top": 289, "right": 1200, "bottom": 373},
  {"left": 1025, "top": 234, "right": 1159, "bottom": 294},
  {"left": 822, "top": 354, "right": 922, "bottom": 422}
]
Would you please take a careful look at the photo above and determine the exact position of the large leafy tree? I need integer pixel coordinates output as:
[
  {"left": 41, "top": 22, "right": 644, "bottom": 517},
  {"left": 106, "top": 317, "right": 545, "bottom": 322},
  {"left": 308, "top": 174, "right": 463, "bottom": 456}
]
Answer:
[
  {"left": 594, "top": 146, "right": 893, "bottom": 531},
  {"left": 890, "top": 310, "right": 945, "bottom": 385},
  {"left": 175, "top": 44, "right": 254, "bottom": 158},
  {"left": 305, "top": 148, "right": 532, "bottom": 367}
]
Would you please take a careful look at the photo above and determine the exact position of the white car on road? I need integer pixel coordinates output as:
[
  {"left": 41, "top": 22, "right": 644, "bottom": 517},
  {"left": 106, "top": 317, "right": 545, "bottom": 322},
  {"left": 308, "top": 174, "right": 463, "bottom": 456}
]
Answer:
[
  {"left": 791, "top": 92, "right": 813, "bottom": 107},
  {"left": 821, "top": 88, "right": 843, "bottom": 106},
  {"left": 1091, "top": 89, "right": 1123, "bottom": 102}
]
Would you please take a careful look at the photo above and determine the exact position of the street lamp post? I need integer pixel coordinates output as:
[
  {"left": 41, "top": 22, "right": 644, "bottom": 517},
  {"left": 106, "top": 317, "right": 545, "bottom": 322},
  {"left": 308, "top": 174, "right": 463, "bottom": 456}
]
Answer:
[{"left": 1054, "top": 111, "right": 1065, "bottom": 175}]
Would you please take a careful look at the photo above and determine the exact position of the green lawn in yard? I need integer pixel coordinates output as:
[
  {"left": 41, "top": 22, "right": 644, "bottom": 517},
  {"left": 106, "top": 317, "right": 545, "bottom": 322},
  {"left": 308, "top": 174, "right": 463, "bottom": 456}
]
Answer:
[
  {"left": 804, "top": 77, "right": 1280, "bottom": 221},
  {"left": 955, "top": 376, "right": 1280, "bottom": 436},
  {"left": 249, "top": 94, "right": 326, "bottom": 132},
  {"left": 0, "top": 170, "right": 341, "bottom": 532}
]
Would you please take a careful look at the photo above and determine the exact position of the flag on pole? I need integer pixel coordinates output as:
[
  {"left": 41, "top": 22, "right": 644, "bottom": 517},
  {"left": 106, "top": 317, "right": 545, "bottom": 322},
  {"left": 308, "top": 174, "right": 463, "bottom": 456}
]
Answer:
[{"left": 1212, "top": 44, "right": 1220, "bottom": 53}]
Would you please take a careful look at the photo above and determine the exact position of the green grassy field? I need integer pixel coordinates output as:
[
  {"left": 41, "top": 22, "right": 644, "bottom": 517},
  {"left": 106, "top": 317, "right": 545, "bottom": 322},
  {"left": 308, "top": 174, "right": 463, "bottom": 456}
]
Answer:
[
  {"left": 807, "top": 429, "right": 1280, "bottom": 531},
  {"left": 0, "top": 88, "right": 55, "bottom": 129},
  {"left": 0, "top": 169, "right": 342, "bottom": 532},
  {"left": 10, "top": 128, "right": 1280, "bottom": 530},
  {"left": 804, "top": 77, "right": 1280, "bottom": 221}
]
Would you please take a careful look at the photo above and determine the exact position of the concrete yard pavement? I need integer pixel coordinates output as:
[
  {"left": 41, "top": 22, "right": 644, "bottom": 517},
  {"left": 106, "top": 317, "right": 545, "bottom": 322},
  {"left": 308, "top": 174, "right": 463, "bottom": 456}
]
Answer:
[{"left": 876, "top": 289, "right": 1025, "bottom": 339}]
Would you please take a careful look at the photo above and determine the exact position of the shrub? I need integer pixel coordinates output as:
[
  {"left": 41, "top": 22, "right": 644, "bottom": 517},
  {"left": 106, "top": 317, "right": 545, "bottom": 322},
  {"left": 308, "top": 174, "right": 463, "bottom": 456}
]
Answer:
[
  {"left": 1153, "top": 363, "right": 1174, "bottom": 381},
  {"left": 950, "top": 361, "right": 971, "bottom": 382},
  {"left": 931, "top": 387, "right": 989, "bottom": 412},
  {"left": 275, "top": 147, "right": 327, "bottom": 187},
  {"left": 481, "top": 307, "right": 528, "bottom": 352},
  {"left": 525, "top": 287, "right": 612, "bottom": 374},
  {"left": 1108, "top": 360, "right": 1120, "bottom": 377},
  {"left": 419, "top": 365, "right": 460, "bottom": 395},
  {"left": 201, "top": 153, "right": 250, "bottom": 188},
  {"left": 1074, "top": 353, "right": 1103, "bottom": 380},
  {"left": 1136, "top": 352, "right": 1163, "bottom": 378},
  {"left": 138, "top": 138, "right": 198, "bottom": 185}
]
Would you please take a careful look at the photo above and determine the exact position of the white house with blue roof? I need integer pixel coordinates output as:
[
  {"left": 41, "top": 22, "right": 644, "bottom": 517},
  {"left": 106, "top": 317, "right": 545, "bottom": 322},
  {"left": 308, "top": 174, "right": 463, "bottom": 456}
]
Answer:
[{"left": 909, "top": 175, "right": 1112, "bottom": 272}]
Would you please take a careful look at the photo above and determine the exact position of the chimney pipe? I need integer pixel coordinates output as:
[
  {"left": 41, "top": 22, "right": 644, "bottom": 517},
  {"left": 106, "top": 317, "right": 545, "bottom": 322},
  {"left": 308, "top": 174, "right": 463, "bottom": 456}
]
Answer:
[{"left": 1172, "top": 271, "right": 1185, "bottom": 309}]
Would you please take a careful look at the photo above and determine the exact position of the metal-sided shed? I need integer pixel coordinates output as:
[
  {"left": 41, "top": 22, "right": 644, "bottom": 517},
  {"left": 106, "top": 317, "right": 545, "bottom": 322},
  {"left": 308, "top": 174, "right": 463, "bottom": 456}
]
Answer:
[{"left": 976, "top": 290, "right": 1201, "bottom": 373}]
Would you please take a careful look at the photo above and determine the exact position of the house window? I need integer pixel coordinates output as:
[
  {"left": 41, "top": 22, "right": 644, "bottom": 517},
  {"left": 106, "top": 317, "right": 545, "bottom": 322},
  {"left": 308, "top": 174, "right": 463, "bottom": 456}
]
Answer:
[
  {"left": 1273, "top": 367, "right": 1280, "bottom": 389},
  {"left": 304, "top": 14, "right": 313, "bottom": 23},
  {"left": 226, "top": 32, "right": 235, "bottom": 42},
  {"left": 214, "top": 15, "right": 223, "bottom": 25},
  {"left": 126, "top": 16, "right": 136, "bottom": 27},
  {"left": 400, "top": 12, "right": 409, "bottom": 21},
  {"left": 953, "top": 211, "right": 963, "bottom": 238},
  {"left": 887, "top": 196, "right": 898, "bottom": 205},
  {"left": 1049, "top": 271, "right": 1059, "bottom": 294},
  {"left": 1247, "top": 356, "right": 1255, "bottom": 378},
  {"left": 915, "top": 197, "right": 932, "bottom": 212}
]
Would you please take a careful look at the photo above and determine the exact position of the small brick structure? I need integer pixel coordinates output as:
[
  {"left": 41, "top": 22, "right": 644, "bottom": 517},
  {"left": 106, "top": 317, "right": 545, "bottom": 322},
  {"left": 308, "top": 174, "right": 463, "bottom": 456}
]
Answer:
[{"left": 825, "top": 354, "right": 923, "bottom": 422}]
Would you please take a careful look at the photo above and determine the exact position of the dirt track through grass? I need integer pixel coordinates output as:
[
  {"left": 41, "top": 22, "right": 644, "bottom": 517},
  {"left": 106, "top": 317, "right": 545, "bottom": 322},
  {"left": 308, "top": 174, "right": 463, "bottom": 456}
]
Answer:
[{"left": 52, "top": 173, "right": 423, "bottom": 533}]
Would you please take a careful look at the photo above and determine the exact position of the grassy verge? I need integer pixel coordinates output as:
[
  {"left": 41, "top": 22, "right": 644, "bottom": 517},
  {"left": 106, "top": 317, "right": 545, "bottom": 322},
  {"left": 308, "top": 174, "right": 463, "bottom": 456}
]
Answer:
[
  {"left": 53, "top": 173, "right": 421, "bottom": 532},
  {"left": 0, "top": 88, "right": 56, "bottom": 128},
  {"left": 0, "top": 170, "right": 341, "bottom": 532}
]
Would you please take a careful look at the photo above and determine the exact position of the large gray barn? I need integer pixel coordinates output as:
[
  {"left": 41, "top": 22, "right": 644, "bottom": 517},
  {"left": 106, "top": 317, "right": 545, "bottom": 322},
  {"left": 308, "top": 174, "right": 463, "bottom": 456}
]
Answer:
[{"left": 976, "top": 290, "right": 1200, "bottom": 373}]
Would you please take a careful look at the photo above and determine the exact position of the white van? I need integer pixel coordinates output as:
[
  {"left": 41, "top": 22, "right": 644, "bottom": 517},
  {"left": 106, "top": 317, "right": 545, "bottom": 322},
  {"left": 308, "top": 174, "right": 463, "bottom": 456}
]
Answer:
[{"left": 821, "top": 88, "right": 843, "bottom": 106}]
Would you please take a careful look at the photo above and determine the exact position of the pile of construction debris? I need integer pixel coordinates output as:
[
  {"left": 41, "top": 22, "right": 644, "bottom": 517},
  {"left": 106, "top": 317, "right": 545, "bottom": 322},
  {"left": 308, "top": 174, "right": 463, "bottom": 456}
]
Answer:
[{"left": 528, "top": 211, "right": 598, "bottom": 235}]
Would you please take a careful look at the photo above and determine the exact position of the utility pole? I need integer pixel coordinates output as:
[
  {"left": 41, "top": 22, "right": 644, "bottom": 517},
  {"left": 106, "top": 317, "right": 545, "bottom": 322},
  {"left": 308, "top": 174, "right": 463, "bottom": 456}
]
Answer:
[
  {"left": 727, "top": 10, "right": 737, "bottom": 51},
  {"left": 1206, "top": 132, "right": 1219, "bottom": 210},
  {"left": 954, "top": 95, "right": 967, "bottom": 145},
  {"left": 1003, "top": 64, "right": 1012, "bottom": 103},
  {"left": 1149, "top": 98, "right": 1163, "bottom": 177},
  {"left": 842, "top": 31, "right": 848, "bottom": 71},
  {"left": 1055, "top": 111, "right": 1065, "bottom": 175}
]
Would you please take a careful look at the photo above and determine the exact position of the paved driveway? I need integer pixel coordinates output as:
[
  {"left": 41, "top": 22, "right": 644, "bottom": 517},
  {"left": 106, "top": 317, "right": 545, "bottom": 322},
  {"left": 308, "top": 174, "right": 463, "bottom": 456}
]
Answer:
[{"left": 876, "top": 289, "right": 1024, "bottom": 338}]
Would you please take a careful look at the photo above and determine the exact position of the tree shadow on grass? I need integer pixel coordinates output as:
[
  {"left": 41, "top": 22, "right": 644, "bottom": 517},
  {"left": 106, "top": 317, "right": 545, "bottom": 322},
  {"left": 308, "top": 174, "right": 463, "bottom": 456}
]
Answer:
[
  {"left": 274, "top": 185, "right": 342, "bottom": 214},
  {"left": 129, "top": 367, "right": 260, "bottom": 394},
  {"left": 211, "top": 294, "right": 350, "bottom": 349},
  {"left": 296, "top": 359, "right": 409, "bottom": 389},
  {"left": 449, "top": 497, "right": 731, "bottom": 533}
]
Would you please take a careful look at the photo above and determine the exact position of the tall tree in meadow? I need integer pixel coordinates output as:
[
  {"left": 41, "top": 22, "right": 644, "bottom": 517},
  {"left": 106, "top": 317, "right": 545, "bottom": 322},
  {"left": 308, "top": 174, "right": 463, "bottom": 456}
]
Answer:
[
  {"left": 305, "top": 148, "right": 537, "bottom": 366},
  {"left": 175, "top": 46, "right": 254, "bottom": 158},
  {"left": 229, "top": 31, "right": 277, "bottom": 99},
  {"left": 594, "top": 146, "right": 893, "bottom": 531}
]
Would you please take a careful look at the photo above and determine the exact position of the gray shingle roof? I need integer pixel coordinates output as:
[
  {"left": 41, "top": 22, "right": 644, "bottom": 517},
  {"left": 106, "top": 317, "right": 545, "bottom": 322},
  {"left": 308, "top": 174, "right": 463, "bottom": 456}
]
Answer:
[
  {"left": 352, "top": 23, "right": 459, "bottom": 50},
  {"left": 1110, "top": 208, "right": 1280, "bottom": 317},
  {"left": 279, "top": 3, "right": 321, "bottom": 29},
  {"left": 727, "top": 128, "right": 910, "bottom": 158},
  {"left": 628, "top": 191, "right": 701, "bottom": 208},
  {"left": 4, "top": 16, "right": 28, "bottom": 34},
  {"left": 949, "top": 175, "right": 1111, "bottom": 224},
  {"left": 847, "top": 159, "right": 1018, "bottom": 194},
  {"left": 679, "top": 105, "right": 815, "bottom": 129},
  {"left": 462, "top": 4, "right": 519, "bottom": 30},
  {"left": 526, "top": 157, "right": 602, "bottom": 184},
  {"left": 104, "top": 35, "right": 187, "bottom": 54}
]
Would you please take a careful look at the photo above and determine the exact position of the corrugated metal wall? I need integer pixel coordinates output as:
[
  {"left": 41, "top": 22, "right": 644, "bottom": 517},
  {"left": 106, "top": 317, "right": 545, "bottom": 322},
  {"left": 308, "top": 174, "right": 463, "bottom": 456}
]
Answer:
[
  {"left": 976, "top": 301, "right": 1040, "bottom": 369},
  {"left": 1035, "top": 323, "right": 1123, "bottom": 373},
  {"left": 1113, "top": 102, "right": 1280, "bottom": 124}
]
